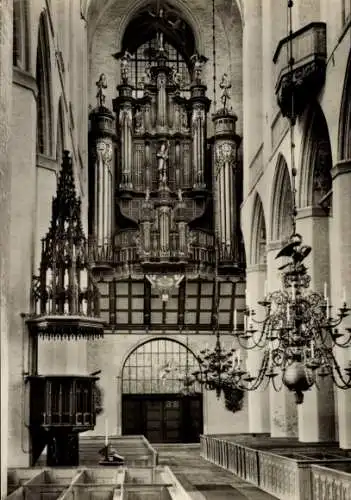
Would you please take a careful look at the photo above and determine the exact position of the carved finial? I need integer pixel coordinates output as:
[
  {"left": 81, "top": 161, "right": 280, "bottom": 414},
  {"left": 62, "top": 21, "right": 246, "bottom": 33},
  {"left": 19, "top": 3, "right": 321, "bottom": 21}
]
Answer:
[
  {"left": 96, "top": 73, "right": 108, "bottom": 107},
  {"left": 121, "top": 51, "right": 132, "bottom": 84},
  {"left": 190, "top": 53, "right": 207, "bottom": 84},
  {"left": 219, "top": 73, "right": 232, "bottom": 113}
]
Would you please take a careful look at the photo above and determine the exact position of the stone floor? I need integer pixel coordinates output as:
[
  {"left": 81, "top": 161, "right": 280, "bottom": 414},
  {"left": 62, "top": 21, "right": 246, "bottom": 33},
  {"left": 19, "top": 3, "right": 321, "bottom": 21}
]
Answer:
[{"left": 155, "top": 444, "right": 277, "bottom": 500}]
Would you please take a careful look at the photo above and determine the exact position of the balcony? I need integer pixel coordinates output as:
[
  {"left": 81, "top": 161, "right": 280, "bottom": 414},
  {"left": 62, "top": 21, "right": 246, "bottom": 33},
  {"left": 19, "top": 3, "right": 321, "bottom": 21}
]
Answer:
[
  {"left": 88, "top": 230, "right": 245, "bottom": 279},
  {"left": 273, "top": 22, "right": 327, "bottom": 120}
]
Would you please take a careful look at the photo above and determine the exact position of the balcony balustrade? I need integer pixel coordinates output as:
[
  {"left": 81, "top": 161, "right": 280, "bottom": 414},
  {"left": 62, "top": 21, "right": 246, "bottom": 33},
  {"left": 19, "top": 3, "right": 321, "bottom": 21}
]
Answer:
[
  {"left": 88, "top": 229, "right": 245, "bottom": 278},
  {"left": 273, "top": 22, "right": 327, "bottom": 120}
]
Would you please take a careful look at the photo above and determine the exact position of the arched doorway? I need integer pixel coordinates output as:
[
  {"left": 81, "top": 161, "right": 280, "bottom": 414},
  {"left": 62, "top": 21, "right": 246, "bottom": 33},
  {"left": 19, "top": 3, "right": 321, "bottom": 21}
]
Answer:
[{"left": 121, "top": 338, "right": 203, "bottom": 443}]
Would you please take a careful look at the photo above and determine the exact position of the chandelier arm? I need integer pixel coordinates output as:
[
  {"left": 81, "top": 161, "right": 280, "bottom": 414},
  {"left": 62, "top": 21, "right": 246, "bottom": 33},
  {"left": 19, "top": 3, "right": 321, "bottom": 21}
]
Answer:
[
  {"left": 238, "top": 326, "right": 270, "bottom": 349},
  {"left": 327, "top": 350, "right": 351, "bottom": 389},
  {"left": 331, "top": 330, "right": 351, "bottom": 347},
  {"left": 239, "top": 351, "right": 270, "bottom": 391},
  {"left": 236, "top": 337, "right": 266, "bottom": 350},
  {"left": 240, "top": 375, "right": 270, "bottom": 392}
]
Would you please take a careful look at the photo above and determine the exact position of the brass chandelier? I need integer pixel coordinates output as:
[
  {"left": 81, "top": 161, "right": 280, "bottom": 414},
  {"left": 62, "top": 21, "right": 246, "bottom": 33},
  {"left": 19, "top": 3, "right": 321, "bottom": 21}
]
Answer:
[
  {"left": 229, "top": 234, "right": 351, "bottom": 404},
  {"left": 191, "top": 0, "right": 351, "bottom": 406},
  {"left": 225, "top": 0, "right": 351, "bottom": 404}
]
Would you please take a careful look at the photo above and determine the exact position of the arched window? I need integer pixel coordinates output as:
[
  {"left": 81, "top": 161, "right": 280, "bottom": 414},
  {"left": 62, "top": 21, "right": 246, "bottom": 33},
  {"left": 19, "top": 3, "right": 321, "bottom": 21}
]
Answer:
[
  {"left": 122, "top": 338, "right": 201, "bottom": 394},
  {"left": 36, "top": 13, "right": 52, "bottom": 156},
  {"left": 13, "top": 0, "right": 29, "bottom": 69},
  {"left": 128, "top": 37, "right": 191, "bottom": 98},
  {"left": 119, "top": 5, "right": 195, "bottom": 98},
  {"left": 251, "top": 195, "right": 267, "bottom": 266}
]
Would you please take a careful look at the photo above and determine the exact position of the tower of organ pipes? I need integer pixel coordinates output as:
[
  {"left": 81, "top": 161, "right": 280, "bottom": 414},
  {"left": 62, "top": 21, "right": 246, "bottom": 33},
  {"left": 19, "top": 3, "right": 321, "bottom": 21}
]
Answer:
[
  {"left": 89, "top": 75, "right": 116, "bottom": 248},
  {"left": 212, "top": 74, "right": 242, "bottom": 268}
]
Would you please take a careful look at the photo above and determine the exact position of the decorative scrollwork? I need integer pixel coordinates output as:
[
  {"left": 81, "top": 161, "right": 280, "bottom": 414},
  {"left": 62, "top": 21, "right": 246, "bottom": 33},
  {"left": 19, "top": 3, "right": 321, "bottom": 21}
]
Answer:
[{"left": 215, "top": 142, "right": 236, "bottom": 175}]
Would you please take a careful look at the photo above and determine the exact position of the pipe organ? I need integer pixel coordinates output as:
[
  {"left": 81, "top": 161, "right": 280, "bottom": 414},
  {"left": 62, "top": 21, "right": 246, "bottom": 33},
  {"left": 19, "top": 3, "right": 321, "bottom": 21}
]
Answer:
[{"left": 88, "top": 40, "right": 244, "bottom": 298}]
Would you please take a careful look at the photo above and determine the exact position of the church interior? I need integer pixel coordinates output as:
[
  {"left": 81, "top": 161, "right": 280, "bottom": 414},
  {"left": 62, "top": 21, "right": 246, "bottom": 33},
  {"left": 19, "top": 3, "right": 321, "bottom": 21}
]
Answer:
[{"left": 1, "top": 0, "right": 351, "bottom": 498}]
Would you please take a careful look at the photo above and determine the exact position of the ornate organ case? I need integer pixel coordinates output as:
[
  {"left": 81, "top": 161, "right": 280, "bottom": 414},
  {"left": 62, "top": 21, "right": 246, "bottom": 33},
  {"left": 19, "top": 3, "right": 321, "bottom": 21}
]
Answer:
[{"left": 88, "top": 48, "right": 244, "bottom": 331}]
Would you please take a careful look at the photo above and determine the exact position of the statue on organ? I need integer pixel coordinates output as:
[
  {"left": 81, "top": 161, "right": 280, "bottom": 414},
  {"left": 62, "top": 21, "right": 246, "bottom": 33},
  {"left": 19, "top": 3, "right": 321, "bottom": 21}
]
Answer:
[{"left": 157, "top": 140, "right": 170, "bottom": 185}]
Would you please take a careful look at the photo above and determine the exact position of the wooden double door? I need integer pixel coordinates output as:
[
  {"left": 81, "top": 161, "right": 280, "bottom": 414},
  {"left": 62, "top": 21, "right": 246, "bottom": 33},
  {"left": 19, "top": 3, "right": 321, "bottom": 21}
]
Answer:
[{"left": 122, "top": 394, "right": 203, "bottom": 443}]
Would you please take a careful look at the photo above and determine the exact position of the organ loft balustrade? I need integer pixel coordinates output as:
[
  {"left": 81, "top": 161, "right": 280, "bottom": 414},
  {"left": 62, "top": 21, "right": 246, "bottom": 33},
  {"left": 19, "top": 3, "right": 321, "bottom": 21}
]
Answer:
[{"left": 273, "top": 22, "right": 327, "bottom": 120}]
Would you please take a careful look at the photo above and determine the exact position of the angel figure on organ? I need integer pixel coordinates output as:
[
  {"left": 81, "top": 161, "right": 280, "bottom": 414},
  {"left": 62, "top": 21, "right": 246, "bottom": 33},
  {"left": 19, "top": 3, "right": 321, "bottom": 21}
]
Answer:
[
  {"left": 120, "top": 51, "right": 132, "bottom": 83},
  {"left": 157, "top": 140, "right": 170, "bottom": 184}
]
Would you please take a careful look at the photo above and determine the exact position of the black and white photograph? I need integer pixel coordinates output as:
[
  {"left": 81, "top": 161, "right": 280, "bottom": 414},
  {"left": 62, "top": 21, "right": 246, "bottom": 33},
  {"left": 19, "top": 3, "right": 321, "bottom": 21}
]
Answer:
[{"left": 1, "top": 0, "right": 351, "bottom": 498}]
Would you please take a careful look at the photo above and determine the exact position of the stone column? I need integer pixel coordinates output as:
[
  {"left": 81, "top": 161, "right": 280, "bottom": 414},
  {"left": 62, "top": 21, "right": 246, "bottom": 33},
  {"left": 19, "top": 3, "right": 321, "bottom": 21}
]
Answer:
[
  {"left": 0, "top": 1, "right": 12, "bottom": 494},
  {"left": 295, "top": 207, "right": 335, "bottom": 442},
  {"left": 242, "top": 0, "right": 263, "bottom": 197},
  {"left": 89, "top": 105, "right": 115, "bottom": 245},
  {"left": 190, "top": 85, "right": 210, "bottom": 190},
  {"left": 331, "top": 160, "right": 351, "bottom": 449},
  {"left": 113, "top": 85, "right": 133, "bottom": 190},
  {"left": 9, "top": 72, "right": 37, "bottom": 468},
  {"left": 212, "top": 112, "right": 241, "bottom": 262},
  {"left": 267, "top": 242, "right": 298, "bottom": 438},
  {"left": 246, "top": 264, "right": 270, "bottom": 433}
]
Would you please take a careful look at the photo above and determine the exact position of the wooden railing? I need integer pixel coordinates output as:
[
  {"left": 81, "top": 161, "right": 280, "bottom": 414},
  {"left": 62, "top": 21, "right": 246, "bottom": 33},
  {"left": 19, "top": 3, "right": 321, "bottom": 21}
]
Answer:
[
  {"left": 311, "top": 463, "right": 351, "bottom": 500},
  {"left": 258, "top": 451, "right": 310, "bottom": 500},
  {"left": 200, "top": 435, "right": 260, "bottom": 486},
  {"left": 273, "top": 22, "right": 327, "bottom": 117},
  {"left": 273, "top": 22, "right": 327, "bottom": 92},
  {"left": 200, "top": 435, "right": 351, "bottom": 500}
]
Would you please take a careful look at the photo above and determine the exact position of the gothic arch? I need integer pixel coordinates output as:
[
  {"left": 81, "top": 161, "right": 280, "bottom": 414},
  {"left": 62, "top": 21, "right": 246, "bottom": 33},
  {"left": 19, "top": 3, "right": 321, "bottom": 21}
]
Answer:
[
  {"left": 270, "top": 154, "right": 293, "bottom": 242},
  {"left": 250, "top": 194, "right": 266, "bottom": 266},
  {"left": 299, "top": 102, "right": 332, "bottom": 210},
  {"left": 121, "top": 337, "right": 201, "bottom": 394},
  {"left": 119, "top": 3, "right": 196, "bottom": 64},
  {"left": 36, "top": 11, "right": 53, "bottom": 156},
  {"left": 88, "top": 0, "right": 204, "bottom": 56},
  {"left": 338, "top": 49, "right": 351, "bottom": 160}
]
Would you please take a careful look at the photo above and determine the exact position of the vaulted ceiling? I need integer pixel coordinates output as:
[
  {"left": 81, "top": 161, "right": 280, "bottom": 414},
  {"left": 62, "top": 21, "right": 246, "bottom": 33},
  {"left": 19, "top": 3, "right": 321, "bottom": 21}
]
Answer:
[{"left": 82, "top": 0, "right": 243, "bottom": 44}]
